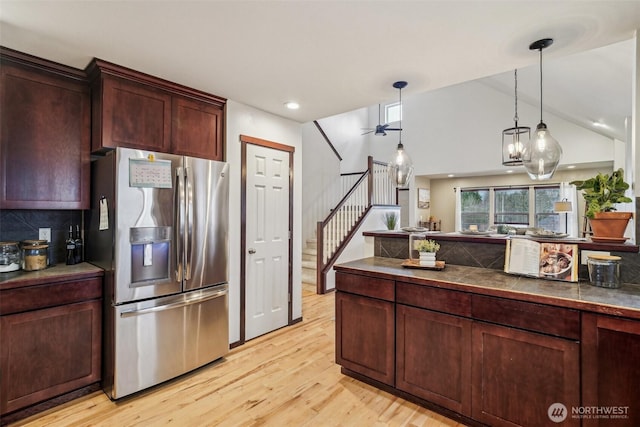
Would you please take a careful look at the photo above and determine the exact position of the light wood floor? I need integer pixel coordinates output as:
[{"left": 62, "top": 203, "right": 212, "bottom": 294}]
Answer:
[{"left": 10, "top": 284, "right": 465, "bottom": 427}]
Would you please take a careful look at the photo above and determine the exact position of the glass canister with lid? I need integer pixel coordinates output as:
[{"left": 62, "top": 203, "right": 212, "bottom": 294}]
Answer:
[
  {"left": 0, "top": 241, "right": 21, "bottom": 273},
  {"left": 22, "top": 240, "right": 49, "bottom": 271},
  {"left": 587, "top": 255, "right": 621, "bottom": 289}
]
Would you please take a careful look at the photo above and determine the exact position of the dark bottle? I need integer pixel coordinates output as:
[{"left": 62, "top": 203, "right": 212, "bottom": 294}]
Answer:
[
  {"left": 74, "top": 224, "right": 83, "bottom": 264},
  {"left": 66, "top": 225, "right": 76, "bottom": 265}
]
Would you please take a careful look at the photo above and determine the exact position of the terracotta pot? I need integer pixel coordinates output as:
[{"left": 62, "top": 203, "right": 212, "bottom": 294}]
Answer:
[{"left": 589, "top": 212, "right": 633, "bottom": 238}]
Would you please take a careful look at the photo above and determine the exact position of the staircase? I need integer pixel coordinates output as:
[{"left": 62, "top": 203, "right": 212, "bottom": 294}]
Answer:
[
  {"left": 301, "top": 237, "right": 317, "bottom": 285},
  {"left": 314, "top": 157, "right": 395, "bottom": 294}
]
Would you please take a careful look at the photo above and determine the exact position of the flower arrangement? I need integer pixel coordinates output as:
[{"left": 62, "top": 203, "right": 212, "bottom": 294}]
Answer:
[{"left": 414, "top": 239, "right": 440, "bottom": 253}]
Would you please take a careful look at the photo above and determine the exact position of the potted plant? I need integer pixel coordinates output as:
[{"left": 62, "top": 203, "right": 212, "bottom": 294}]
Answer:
[
  {"left": 384, "top": 212, "right": 398, "bottom": 230},
  {"left": 570, "top": 168, "right": 633, "bottom": 239},
  {"left": 414, "top": 239, "right": 440, "bottom": 266}
]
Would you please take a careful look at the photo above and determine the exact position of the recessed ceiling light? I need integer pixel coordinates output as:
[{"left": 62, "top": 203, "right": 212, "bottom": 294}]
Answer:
[
  {"left": 567, "top": 165, "right": 576, "bottom": 169},
  {"left": 506, "top": 170, "right": 514, "bottom": 174},
  {"left": 447, "top": 174, "right": 455, "bottom": 178},
  {"left": 284, "top": 101, "right": 300, "bottom": 110}
]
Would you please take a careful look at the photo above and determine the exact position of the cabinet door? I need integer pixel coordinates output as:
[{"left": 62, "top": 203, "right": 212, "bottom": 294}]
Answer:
[
  {"left": 0, "top": 300, "right": 101, "bottom": 415},
  {"left": 472, "top": 322, "right": 580, "bottom": 427},
  {"left": 96, "top": 76, "right": 171, "bottom": 153},
  {"left": 396, "top": 304, "right": 472, "bottom": 415},
  {"left": 0, "top": 62, "right": 90, "bottom": 209},
  {"left": 582, "top": 313, "right": 640, "bottom": 427},
  {"left": 172, "top": 96, "right": 223, "bottom": 160},
  {"left": 335, "top": 291, "right": 395, "bottom": 386}
]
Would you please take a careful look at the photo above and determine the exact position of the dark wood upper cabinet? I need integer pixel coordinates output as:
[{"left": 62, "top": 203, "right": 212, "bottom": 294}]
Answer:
[
  {"left": 0, "top": 47, "right": 90, "bottom": 209},
  {"left": 86, "top": 59, "right": 226, "bottom": 160}
]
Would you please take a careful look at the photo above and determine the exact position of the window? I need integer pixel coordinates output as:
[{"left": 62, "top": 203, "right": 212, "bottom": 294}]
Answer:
[
  {"left": 459, "top": 185, "right": 561, "bottom": 232},
  {"left": 385, "top": 102, "right": 401, "bottom": 124},
  {"left": 535, "top": 186, "right": 561, "bottom": 230},
  {"left": 461, "top": 189, "right": 489, "bottom": 231},
  {"left": 494, "top": 187, "right": 529, "bottom": 225}
]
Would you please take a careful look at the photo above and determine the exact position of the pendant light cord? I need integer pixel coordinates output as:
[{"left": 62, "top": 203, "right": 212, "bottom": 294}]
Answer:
[
  {"left": 513, "top": 69, "right": 519, "bottom": 124},
  {"left": 539, "top": 47, "right": 543, "bottom": 123},
  {"left": 398, "top": 85, "right": 403, "bottom": 143}
]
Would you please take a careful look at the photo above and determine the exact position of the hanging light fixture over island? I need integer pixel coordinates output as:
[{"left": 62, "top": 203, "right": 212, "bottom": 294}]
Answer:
[
  {"left": 522, "top": 38, "right": 562, "bottom": 180},
  {"left": 502, "top": 69, "right": 530, "bottom": 166},
  {"left": 387, "top": 81, "right": 414, "bottom": 187}
]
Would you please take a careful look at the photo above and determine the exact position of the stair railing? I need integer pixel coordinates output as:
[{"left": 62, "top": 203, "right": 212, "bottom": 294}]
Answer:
[{"left": 316, "top": 157, "right": 395, "bottom": 293}]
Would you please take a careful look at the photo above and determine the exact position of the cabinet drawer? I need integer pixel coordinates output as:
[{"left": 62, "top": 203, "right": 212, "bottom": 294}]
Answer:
[
  {"left": 335, "top": 272, "right": 394, "bottom": 301},
  {"left": 396, "top": 281, "right": 471, "bottom": 317},
  {"left": 0, "top": 277, "right": 102, "bottom": 315},
  {"left": 472, "top": 294, "right": 580, "bottom": 340}
]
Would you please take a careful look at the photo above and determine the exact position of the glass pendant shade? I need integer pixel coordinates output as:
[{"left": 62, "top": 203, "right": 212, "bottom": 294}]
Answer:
[
  {"left": 387, "top": 141, "right": 413, "bottom": 187},
  {"left": 522, "top": 122, "right": 562, "bottom": 180}
]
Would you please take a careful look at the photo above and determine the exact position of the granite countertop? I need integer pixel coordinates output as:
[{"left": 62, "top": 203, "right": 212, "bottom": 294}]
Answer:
[
  {"left": 0, "top": 263, "right": 104, "bottom": 291},
  {"left": 334, "top": 256, "right": 640, "bottom": 320}
]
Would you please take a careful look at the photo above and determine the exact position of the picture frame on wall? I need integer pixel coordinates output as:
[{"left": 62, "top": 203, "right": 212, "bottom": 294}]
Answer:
[{"left": 418, "top": 188, "right": 430, "bottom": 209}]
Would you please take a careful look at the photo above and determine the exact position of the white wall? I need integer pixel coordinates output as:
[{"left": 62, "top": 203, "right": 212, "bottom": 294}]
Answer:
[
  {"left": 301, "top": 122, "right": 342, "bottom": 245},
  {"left": 316, "top": 107, "right": 370, "bottom": 173},
  {"left": 367, "top": 80, "right": 615, "bottom": 177},
  {"left": 225, "top": 100, "right": 303, "bottom": 344}
]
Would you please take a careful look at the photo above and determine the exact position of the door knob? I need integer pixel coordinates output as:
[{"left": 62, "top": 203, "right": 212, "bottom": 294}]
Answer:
[{"left": 248, "top": 248, "right": 256, "bottom": 254}]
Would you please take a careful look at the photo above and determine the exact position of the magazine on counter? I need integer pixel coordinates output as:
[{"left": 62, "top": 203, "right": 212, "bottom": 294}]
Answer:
[{"left": 504, "top": 237, "right": 579, "bottom": 282}]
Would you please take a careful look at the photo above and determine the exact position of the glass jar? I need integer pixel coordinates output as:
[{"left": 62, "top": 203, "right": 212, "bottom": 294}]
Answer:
[
  {"left": 0, "top": 241, "right": 21, "bottom": 273},
  {"left": 22, "top": 240, "right": 49, "bottom": 271},
  {"left": 22, "top": 239, "right": 50, "bottom": 266},
  {"left": 587, "top": 255, "right": 621, "bottom": 289}
]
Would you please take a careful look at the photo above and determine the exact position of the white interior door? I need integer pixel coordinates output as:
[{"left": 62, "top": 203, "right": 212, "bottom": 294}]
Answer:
[{"left": 245, "top": 143, "right": 290, "bottom": 340}]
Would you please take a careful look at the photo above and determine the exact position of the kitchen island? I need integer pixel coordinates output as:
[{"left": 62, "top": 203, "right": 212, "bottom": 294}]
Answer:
[{"left": 334, "top": 257, "right": 640, "bottom": 427}]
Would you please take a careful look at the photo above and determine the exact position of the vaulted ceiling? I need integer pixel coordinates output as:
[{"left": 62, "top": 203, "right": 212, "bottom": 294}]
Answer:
[{"left": 1, "top": 1, "right": 639, "bottom": 132}]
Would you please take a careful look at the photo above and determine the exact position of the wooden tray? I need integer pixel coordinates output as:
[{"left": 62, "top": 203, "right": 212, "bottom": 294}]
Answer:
[{"left": 401, "top": 259, "right": 445, "bottom": 270}]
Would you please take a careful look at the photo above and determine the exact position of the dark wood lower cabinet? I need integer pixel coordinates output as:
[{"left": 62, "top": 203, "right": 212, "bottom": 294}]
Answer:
[
  {"left": 582, "top": 313, "right": 640, "bottom": 427},
  {"left": 335, "top": 269, "right": 637, "bottom": 427},
  {"left": 471, "top": 321, "right": 580, "bottom": 427},
  {"left": 0, "top": 301, "right": 101, "bottom": 415},
  {"left": 335, "top": 291, "right": 395, "bottom": 386},
  {"left": 0, "top": 273, "right": 102, "bottom": 420},
  {"left": 396, "top": 304, "right": 472, "bottom": 416}
]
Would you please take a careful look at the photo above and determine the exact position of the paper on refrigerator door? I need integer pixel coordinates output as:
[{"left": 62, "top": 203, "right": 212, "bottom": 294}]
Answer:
[{"left": 99, "top": 198, "right": 109, "bottom": 230}]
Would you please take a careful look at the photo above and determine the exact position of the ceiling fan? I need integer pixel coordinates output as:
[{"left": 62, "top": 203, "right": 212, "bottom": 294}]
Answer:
[{"left": 361, "top": 81, "right": 406, "bottom": 136}]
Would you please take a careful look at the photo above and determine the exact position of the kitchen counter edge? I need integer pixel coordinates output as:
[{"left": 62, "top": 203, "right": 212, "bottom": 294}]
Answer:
[
  {"left": 0, "top": 263, "right": 104, "bottom": 290},
  {"left": 334, "top": 257, "right": 640, "bottom": 320}
]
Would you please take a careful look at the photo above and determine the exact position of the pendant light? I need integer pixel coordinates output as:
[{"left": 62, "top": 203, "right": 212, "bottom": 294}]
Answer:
[
  {"left": 522, "top": 38, "right": 562, "bottom": 180},
  {"left": 502, "top": 69, "right": 530, "bottom": 166},
  {"left": 387, "top": 81, "right": 414, "bottom": 187}
]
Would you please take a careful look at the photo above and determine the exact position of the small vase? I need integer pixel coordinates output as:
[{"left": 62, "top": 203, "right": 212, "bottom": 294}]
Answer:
[{"left": 419, "top": 251, "right": 436, "bottom": 267}]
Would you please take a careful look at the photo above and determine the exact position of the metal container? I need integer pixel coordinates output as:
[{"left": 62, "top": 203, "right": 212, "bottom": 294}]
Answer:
[
  {"left": 22, "top": 240, "right": 49, "bottom": 271},
  {"left": 0, "top": 241, "right": 21, "bottom": 273},
  {"left": 587, "top": 255, "right": 621, "bottom": 288}
]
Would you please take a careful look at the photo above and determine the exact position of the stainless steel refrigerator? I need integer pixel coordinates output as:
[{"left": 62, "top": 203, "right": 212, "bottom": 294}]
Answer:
[{"left": 87, "top": 147, "right": 229, "bottom": 400}]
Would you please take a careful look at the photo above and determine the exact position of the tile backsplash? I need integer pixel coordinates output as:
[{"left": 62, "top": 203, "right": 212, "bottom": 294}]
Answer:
[{"left": 0, "top": 210, "right": 83, "bottom": 265}]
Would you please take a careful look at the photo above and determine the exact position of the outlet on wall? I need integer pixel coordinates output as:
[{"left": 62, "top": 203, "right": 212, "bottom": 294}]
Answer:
[{"left": 39, "top": 227, "right": 52, "bottom": 242}]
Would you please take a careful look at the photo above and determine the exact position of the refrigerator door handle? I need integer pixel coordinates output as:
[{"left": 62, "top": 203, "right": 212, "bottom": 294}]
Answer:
[
  {"left": 119, "top": 288, "right": 228, "bottom": 318},
  {"left": 175, "top": 167, "right": 185, "bottom": 282},
  {"left": 185, "top": 166, "right": 193, "bottom": 281}
]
